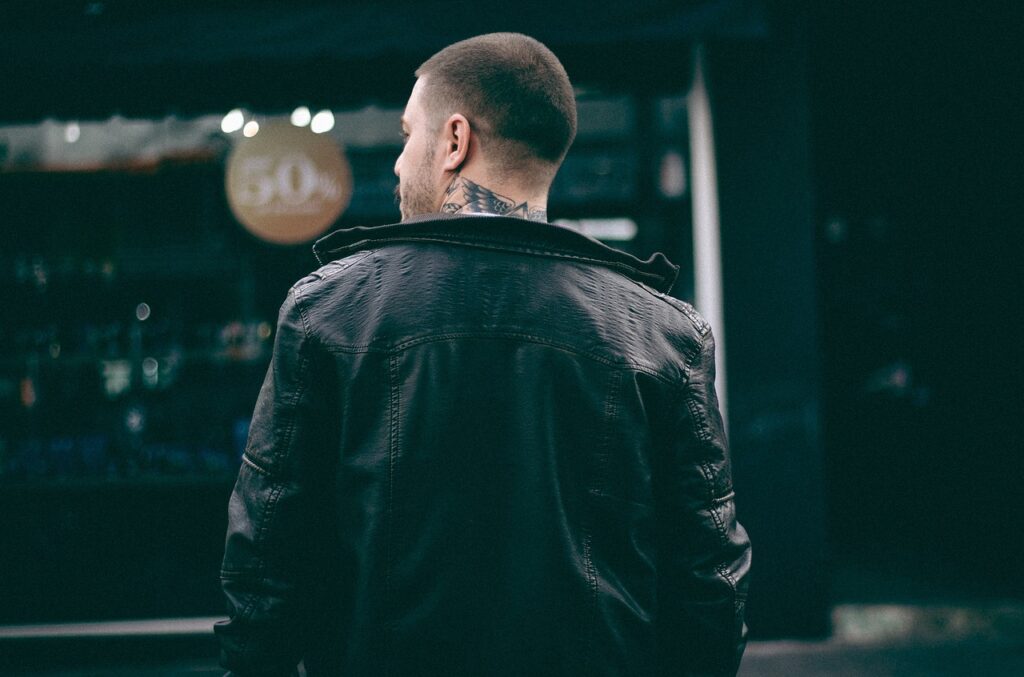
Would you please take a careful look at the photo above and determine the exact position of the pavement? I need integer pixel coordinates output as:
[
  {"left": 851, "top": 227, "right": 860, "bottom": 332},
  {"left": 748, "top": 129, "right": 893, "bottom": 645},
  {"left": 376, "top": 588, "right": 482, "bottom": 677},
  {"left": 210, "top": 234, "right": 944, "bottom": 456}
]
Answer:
[{"left": 2, "top": 604, "right": 1023, "bottom": 676}]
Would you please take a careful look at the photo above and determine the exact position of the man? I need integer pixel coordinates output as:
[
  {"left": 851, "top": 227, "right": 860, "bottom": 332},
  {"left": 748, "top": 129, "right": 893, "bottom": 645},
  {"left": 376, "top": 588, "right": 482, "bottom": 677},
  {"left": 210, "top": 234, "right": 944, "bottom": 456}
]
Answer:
[{"left": 217, "top": 33, "right": 751, "bottom": 676}]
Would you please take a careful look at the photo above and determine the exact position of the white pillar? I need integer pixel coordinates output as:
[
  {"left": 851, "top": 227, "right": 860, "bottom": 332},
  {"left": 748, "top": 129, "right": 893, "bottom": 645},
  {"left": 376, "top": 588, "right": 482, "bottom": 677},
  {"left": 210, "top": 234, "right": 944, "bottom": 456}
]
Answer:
[{"left": 687, "top": 43, "right": 729, "bottom": 430}]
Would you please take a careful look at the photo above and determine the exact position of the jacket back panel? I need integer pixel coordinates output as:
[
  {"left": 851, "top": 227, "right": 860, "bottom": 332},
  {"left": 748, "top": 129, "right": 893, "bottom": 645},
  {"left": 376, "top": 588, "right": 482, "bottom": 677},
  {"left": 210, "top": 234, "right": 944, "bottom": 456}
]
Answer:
[{"left": 297, "top": 242, "right": 702, "bottom": 676}]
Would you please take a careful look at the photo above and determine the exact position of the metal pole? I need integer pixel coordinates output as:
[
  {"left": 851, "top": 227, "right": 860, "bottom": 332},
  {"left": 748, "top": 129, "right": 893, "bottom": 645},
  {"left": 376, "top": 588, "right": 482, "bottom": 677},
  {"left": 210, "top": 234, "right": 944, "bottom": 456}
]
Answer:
[{"left": 687, "top": 43, "right": 728, "bottom": 430}]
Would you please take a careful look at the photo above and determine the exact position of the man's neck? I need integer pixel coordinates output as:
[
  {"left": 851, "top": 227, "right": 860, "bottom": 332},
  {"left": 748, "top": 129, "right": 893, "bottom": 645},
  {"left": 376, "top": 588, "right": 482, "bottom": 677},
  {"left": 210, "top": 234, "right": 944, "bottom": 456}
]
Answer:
[{"left": 440, "top": 175, "right": 548, "bottom": 223}]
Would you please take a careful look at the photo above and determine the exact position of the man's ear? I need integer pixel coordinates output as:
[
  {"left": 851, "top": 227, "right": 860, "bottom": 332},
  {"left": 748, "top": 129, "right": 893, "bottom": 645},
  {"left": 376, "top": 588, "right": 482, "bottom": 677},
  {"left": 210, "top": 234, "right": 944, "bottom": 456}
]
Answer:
[{"left": 441, "top": 113, "right": 471, "bottom": 172}]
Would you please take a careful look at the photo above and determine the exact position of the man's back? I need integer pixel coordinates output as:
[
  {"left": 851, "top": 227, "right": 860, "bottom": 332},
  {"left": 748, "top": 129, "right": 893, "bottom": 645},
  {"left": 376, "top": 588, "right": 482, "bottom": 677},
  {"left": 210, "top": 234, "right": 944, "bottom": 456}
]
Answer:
[{"left": 217, "top": 216, "right": 750, "bottom": 676}]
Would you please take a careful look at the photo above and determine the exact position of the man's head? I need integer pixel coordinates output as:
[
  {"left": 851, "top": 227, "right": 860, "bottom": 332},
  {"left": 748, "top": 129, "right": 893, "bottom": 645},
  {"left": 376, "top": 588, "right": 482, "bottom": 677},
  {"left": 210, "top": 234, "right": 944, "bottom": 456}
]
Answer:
[{"left": 394, "top": 33, "right": 577, "bottom": 220}]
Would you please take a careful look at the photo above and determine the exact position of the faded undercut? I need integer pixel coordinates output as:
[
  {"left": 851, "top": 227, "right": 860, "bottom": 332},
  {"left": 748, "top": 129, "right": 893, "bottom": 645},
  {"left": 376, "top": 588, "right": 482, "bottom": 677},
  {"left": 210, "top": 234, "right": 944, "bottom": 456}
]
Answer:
[{"left": 415, "top": 33, "right": 577, "bottom": 175}]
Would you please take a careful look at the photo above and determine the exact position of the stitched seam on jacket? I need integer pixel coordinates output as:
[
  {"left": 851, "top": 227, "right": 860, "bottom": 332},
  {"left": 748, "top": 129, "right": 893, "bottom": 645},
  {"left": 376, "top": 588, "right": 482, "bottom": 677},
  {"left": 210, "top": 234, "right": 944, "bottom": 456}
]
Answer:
[
  {"left": 325, "top": 333, "right": 626, "bottom": 366},
  {"left": 686, "top": 398, "right": 711, "bottom": 443},
  {"left": 716, "top": 562, "right": 740, "bottom": 602},
  {"left": 699, "top": 462, "right": 729, "bottom": 548},
  {"left": 290, "top": 290, "right": 314, "bottom": 341},
  {"left": 582, "top": 369, "right": 620, "bottom": 673},
  {"left": 384, "top": 352, "right": 400, "bottom": 677},
  {"left": 237, "top": 479, "right": 287, "bottom": 661},
  {"left": 684, "top": 327, "right": 709, "bottom": 372},
  {"left": 623, "top": 278, "right": 709, "bottom": 334},
  {"left": 292, "top": 252, "right": 376, "bottom": 347},
  {"left": 653, "top": 292, "right": 710, "bottom": 334},
  {"left": 580, "top": 524, "right": 598, "bottom": 672},
  {"left": 681, "top": 328, "right": 712, "bottom": 441},
  {"left": 233, "top": 294, "right": 311, "bottom": 660},
  {"left": 323, "top": 333, "right": 679, "bottom": 384},
  {"left": 699, "top": 461, "right": 740, "bottom": 610},
  {"left": 274, "top": 350, "right": 310, "bottom": 469},
  {"left": 294, "top": 249, "right": 376, "bottom": 292},
  {"left": 688, "top": 320, "right": 742, "bottom": 616}
]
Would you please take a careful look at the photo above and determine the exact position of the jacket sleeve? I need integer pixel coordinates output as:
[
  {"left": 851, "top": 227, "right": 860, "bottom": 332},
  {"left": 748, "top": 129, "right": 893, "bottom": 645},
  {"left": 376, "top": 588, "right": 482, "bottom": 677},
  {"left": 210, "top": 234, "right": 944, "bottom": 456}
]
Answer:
[
  {"left": 214, "top": 289, "right": 337, "bottom": 676},
  {"left": 656, "top": 327, "right": 752, "bottom": 676}
]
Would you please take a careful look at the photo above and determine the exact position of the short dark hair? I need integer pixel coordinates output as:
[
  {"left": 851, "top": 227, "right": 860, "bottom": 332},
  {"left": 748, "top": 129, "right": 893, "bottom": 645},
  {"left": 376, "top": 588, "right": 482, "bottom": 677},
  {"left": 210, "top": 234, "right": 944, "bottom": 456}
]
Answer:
[{"left": 415, "top": 33, "right": 577, "bottom": 170}]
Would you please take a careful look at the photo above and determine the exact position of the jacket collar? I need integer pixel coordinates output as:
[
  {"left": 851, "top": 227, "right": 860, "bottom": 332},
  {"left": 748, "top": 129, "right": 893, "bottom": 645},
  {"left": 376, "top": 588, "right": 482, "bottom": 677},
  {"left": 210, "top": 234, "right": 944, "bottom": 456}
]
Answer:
[{"left": 312, "top": 214, "right": 680, "bottom": 293}]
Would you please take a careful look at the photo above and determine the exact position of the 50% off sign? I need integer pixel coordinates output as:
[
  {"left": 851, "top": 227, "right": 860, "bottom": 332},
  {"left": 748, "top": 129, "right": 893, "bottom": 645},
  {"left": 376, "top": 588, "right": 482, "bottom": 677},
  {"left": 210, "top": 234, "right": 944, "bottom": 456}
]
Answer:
[{"left": 226, "top": 123, "right": 353, "bottom": 245}]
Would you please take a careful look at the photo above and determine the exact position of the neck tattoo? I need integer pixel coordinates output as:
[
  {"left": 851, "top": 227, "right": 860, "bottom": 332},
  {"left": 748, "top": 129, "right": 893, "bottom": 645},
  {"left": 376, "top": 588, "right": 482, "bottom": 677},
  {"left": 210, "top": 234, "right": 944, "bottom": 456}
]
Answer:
[{"left": 441, "top": 176, "right": 548, "bottom": 223}]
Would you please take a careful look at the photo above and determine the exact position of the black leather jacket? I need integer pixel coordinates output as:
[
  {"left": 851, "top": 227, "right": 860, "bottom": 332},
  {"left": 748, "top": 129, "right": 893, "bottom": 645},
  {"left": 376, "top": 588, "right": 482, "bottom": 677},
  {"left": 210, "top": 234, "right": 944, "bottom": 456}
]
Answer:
[{"left": 216, "top": 214, "right": 751, "bottom": 676}]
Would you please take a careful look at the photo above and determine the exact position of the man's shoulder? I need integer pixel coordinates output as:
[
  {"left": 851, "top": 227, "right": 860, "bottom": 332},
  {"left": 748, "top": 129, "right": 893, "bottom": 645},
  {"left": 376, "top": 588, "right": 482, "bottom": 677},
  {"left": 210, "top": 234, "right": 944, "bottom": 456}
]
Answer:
[
  {"left": 652, "top": 291, "right": 711, "bottom": 338},
  {"left": 289, "top": 248, "right": 378, "bottom": 299},
  {"left": 619, "top": 275, "right": 710, "bottom": 340}
]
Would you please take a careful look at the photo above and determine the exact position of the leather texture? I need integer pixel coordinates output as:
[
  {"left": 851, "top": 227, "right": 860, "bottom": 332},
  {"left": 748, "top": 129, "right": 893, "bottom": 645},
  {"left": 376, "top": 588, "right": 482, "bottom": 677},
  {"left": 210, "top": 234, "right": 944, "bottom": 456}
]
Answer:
[{"left": 216, "top": 214, "right": 751, "bottom": 676}]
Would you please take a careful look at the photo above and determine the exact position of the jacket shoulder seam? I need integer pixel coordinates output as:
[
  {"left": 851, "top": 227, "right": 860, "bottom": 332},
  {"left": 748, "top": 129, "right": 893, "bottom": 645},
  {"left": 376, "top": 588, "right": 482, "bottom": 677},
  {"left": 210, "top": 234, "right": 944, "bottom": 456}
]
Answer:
[
  {"left": 291, "top": 251, "right": 377, "bottom": 344},
  {"left": 631, "top": 282, "right": 710, "bottom": 337},
  {"left": 291, "top": 249, "right": 376, "bottom": 296},
  {"left": 388, "top": 331, "right": 681, "bottom": 386}
]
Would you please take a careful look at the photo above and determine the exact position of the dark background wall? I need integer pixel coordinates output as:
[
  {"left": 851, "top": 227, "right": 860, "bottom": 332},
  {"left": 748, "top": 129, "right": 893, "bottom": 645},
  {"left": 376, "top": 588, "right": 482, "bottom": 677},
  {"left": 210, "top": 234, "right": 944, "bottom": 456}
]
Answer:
[
  {"left": 709, "top": 5, "right": 826, "bottom": 636},
  {"left": 704, "top": 1, "right": 1022, "bottom": 635},
  {"left": 808, "top": 2, "right": 1022, "bottom": 600}
]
